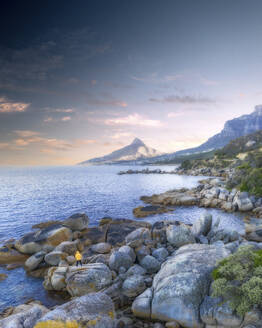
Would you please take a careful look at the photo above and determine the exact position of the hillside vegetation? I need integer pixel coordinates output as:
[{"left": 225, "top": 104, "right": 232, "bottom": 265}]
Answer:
[{"left": 181, "top": 130, "right": 262, "bottom": 196}]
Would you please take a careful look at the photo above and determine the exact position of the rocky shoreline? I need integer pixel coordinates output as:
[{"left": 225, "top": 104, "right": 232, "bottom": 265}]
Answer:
[
  {"left": 118, "top": 168, "right": 177, "bottom": 175},
  {"left": 1, "top": 208, "right": 262, "bottom": 327},
  {"left": 2, "top": 164, "right": 262, "bottom": 328}
]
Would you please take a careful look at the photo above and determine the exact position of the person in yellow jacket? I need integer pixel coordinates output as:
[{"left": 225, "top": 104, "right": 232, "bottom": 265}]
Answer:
[{"left": 75, "top": 250, "right": 82, "bottom": 267}]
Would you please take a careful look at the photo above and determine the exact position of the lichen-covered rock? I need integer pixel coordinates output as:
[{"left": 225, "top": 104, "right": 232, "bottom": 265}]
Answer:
[
  {"left": 166, "top": 223, "right": 195, "bottom": 247},
  {"left": 25, "top": 251, "right": 45, "bottom": 271},
  {"left": 122, "top": 274, "right": 146, "bottom": 298},
  {"left": 63, "top": 213, "right": 89, "bottom": 231},
  {"left": 66, "top": 263, "right": 112, "bottom": 296},
  {"left": 109, "top": 251, "right": 133, "bottom": 272},
  {"left": 0, "top": 304, "right": 48, "bottom": 328},
  {"left": 36, "top": 292, "right": 115, "bottom": 328}
]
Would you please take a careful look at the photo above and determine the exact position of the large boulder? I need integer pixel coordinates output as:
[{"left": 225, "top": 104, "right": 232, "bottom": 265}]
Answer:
[
  {"left": 0, "top": 304, "right": 48, "bottom": 328},
  {"left": 91, "top": 242, "right": 111, "bottom": 254},
  {"left": 15, "top": 224, "right": 72, "bottom": 254},
  {"left": 166, "top": 223, "right": 195, "bottom": 247},
  {"left": 0, "top": 245, "right": 28, "bottom": 264},
  {"left": 105, "top": 219, "right": 151, "bottom": 246},
  {"left": 63, "top": 213, "right": 89, "bottom": 231},
  {"left": 125, "top": 227, "right": 151, "bottom": 248},
  {"left": 55, "top": 241, "right": 77, "bottom": 255},
  {"left": 24, "top": 251, "right": 45, "bottom": 271},
  {"left": 122, "top": 274, "right": 146, "bottom": 298},
  {"left": 192, "top": 212, "right": 212, "bottom": 237},
  {"left": 140, "top": 255, "right": 161, "bottom": 274},
  {"left": 36, "top": 292, "right": 115, "bottom": 328},
  {"left": 200, "top": 296, "right": 243, "bottom": 327},
  {"left": 233, "top": 192, "right": 253, "bottom": 212},
  {"left": 132, "top": 244, "right": 230, "bottom": 328},
  {"left": 118, "top": 245, "right": 136, "bottom": 262},
  {"left": 66, "top": 263, "right": 112, "bottom": 296},
  {"left": 44, "top": 251, "right": 67, "bottom": 266},
  {"left": 152, "top": 247, "right": 169, "bottom": 263},
  {"left": 109, "top": 251, "right": 133, "bottom": 272},
  {"left": 132, "top": 288, "right": 152, "bottom": 319}
]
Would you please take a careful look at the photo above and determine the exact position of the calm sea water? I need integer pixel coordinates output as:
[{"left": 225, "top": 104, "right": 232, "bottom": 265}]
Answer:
[{"left": 0, "top": 165, "right": 246, "bottom": 311}]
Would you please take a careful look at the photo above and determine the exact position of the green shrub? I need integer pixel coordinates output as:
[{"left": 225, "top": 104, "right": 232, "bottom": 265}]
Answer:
[{"left": 212, "top": 246, "right": 262, "bottom": 315}]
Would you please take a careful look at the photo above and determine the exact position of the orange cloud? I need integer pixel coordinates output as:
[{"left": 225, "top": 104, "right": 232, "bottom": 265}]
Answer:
[
  {"left": 0, "top": 101, "right": 29, "bottom": 113},
  {"left": 61, "top": 116, "right": 71, "bottom": 121}
]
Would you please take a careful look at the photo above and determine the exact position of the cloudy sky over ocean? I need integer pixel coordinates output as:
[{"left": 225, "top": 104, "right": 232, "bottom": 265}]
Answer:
[{"left": 1, "top": 0, "right": 262, "bottom": 165}]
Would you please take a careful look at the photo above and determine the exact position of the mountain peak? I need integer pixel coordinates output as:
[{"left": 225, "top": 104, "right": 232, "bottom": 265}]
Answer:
[
  {"left": 79, "top": 137, "right": 162, "bottom": 164},
  {"left": 131, "top": 138, "right": 145, "bottom": 146}
]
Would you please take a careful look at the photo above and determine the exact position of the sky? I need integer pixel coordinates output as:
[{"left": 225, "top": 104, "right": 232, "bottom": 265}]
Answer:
[{"left": 1, "top": 0, "right": 262, "bottom": 165}]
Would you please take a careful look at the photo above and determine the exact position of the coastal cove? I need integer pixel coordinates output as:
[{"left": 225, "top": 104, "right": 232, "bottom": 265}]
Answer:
[{"left": 0, "top": 165, "right": 247, "bottom": 312}]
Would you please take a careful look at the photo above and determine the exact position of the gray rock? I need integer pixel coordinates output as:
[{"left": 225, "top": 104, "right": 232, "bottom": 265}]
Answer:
[
  {"left": 91, "top": 242, "right": 112, "bottom": 254},
  {"left": 15, "top": 225, "right": 72, "bottom": 254},
  {"left": 140, "top": 255, "right": 161, "bottom": 273},
  {"left": 51, "top": 266, "right": 68, "bottom": 290},
  {"left": 125, "top": 227, "right": 151, "bottom": 247},
  {"left": 37, "top": 292, "right": 115, "bottom": 327},
  {"left": 152, "top": 247, "right": 168, "bottom": 263},
  {"left": 166, "top": 224, "right": 195, "bottom": 247},
  {"left": 135, "top": 244, "right": 151, "bottom": 262},
  {"left": 198, "top": 235, "right": 209, "bottom": 244},
  {"left": 118, "top": 245, "right": 136, "bottom": 262},
  {"left": 200, "top": 295, "right": 222, "bottom": 325},
  {"left": 44, "top": 251, "right": 67, "bottom": 266},
  {"left": 63, "top": 213, "right": 89, "bottom": 231},
  {"left": 66, "top": 263, "right": 112, "bottom": 296},
  {"left": 132, "top": 288, "right": 152, "bottom": 319},
  {"left": 133, "top": 244, "right": 230, "bottom": 327},
  {"left": 109, "top": 251, "right": 133, "bottom": 272},
  {"left": 55, "top": 241, "right": 77, "bottom": 255},
  {"left": 234, "top": 192, "right": 253, "bottom": 212},
  {"left": 24, "top": 251, "right": 45, "bottom": 271},
  {"left": 192, "top": 212, "right": 212, "bottom": 236},
  {"left": 214, "top": 301, "right": 243, "bottom": 327},
  {"left": 126, "top": 264, "right": 146, "bottom": 277},
  {"left": 0, "top": 304, "right": 49, "bottom": 328},
  {"left": 122, "top": 274, "right": 146, "bottom": 298}
]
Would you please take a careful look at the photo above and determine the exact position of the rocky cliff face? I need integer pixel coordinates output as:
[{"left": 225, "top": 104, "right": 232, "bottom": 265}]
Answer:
[{"left": 79, "top": 138, "right": 162, "bottom": 164}]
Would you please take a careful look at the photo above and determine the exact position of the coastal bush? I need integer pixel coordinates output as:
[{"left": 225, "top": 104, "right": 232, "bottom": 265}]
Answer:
[{"left": 212, "top": 246, "right": 262, "bottom": 315}]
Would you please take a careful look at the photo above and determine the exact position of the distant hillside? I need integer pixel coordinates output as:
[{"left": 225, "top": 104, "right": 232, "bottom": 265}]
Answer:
[
  {"left": 143, "top": 105, "right": 262, "bottom": 164},
  {"left": 79, "top": 138, "right": 163, "bottom": 165},
  {"left": 215, "top": 130, "right": 262, "bottom": 158}
]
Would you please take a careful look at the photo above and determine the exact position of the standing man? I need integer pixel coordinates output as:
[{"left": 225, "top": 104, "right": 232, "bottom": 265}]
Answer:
[{"left": 75, "top": 250, "right": 82, "bottom": 267}]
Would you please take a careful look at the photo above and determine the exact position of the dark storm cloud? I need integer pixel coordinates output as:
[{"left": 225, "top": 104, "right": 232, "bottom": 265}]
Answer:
[{"left": 149, "top": 95, "right": 216, "bottom": 104}]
